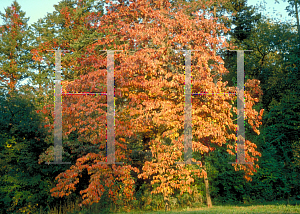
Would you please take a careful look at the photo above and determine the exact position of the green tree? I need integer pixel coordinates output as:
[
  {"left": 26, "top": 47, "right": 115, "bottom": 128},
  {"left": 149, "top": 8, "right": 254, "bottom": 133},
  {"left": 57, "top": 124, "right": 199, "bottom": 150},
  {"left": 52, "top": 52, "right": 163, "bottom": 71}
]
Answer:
[
  {"left": 276, "top": 0, "right": 300, "bottom": 38},
  {"left": 214, "top": 0, "right": 262, "bottom": 86},
  {"left": 0, "top": 91, "right": 69, "bottom": 213},
  {"left": 222, "top": 17, "right": 298, "bottom": 110},
  {"left": 250, "top": 88, "right": 300, "bottom": 204},
  {"left": 0, "top": 0, "right": 33, "bottom": 95}
]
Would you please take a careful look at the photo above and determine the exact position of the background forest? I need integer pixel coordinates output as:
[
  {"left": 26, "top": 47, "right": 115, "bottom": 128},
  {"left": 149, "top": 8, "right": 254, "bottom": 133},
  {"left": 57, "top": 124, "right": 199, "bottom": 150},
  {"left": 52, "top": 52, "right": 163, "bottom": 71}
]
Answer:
[{"left": 0, "top": 0, "right": 299, "bottom": 213}]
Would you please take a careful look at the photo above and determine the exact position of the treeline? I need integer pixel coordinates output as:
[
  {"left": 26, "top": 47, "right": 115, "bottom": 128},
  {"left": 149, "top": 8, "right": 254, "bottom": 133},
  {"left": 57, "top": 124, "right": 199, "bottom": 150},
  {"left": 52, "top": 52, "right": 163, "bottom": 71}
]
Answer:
[{"left": 0, "top": 0, "right": 299, "bottom": 213}]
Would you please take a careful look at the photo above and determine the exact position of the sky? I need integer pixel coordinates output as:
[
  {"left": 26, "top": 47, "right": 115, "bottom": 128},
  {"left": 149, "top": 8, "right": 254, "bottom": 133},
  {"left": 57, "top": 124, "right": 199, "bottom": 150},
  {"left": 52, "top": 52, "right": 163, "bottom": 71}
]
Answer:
[
  {"left": 0, "top": 0, "right": 60, "bottom": 25},
  {"left": 248, "top": 0, "right": 295, "bottom": 22}
]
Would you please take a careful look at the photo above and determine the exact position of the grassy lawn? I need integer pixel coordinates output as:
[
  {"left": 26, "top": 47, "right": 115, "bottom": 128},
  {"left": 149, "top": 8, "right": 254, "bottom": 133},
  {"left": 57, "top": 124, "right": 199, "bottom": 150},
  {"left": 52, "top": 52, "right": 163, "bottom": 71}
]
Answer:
[{"left": 116, "top": 200, "right": 300, "bottom": 214}]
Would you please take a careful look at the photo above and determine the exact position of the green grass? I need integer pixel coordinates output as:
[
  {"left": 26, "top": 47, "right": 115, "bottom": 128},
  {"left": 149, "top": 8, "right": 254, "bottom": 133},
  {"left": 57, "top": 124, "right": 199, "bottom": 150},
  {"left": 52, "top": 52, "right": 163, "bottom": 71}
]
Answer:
[
  {"left": 115, "top": 200, "right": 300, "bottom": 214},
  {"left": 50, "top": 199, "right": 300, "bottom": 214},
  {"left": 116, "top": 205, "right": 300, "bottom": 214}
]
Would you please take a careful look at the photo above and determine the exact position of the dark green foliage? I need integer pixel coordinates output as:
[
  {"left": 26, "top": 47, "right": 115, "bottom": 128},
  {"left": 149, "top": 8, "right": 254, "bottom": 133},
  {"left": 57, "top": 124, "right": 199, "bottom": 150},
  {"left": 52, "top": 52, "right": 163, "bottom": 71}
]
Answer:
[
  {"left": 0, "top": 91, "right": 69, "bottom": 213},
  {"left": 263, "top": 90, "right": 300, "bottom": 196},
  {"left": 227, "top": 0, "right": 262, "bottom": 42},
  {"left": 204, "top": 145, "right": 249, "bottom": 204}
]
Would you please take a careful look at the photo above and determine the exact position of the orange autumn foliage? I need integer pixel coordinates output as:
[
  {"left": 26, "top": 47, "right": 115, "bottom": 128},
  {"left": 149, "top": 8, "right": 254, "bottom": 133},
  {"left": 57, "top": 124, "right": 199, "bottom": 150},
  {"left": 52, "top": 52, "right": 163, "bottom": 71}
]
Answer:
[{"left": 37, "top": 0, "right": 264, "bottom": 209}]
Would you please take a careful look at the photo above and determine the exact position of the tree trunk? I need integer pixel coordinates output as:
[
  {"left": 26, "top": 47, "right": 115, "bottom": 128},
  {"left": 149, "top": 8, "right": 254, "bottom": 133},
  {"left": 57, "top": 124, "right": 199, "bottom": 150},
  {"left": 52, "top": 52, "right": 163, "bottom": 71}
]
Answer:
[
  {"left": 164, "top": 195, "right": 170, "bottom": 212},
  {"left": 203, "top": 162, "right": 212, "bottom": 208}
]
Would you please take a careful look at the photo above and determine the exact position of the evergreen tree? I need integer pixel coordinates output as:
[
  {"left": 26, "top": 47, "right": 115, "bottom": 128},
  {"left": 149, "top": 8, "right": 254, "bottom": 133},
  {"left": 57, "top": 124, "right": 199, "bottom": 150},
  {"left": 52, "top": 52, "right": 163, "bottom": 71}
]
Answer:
[{"left": 0, "top": 0, "right": 33, "bottom": 95}]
